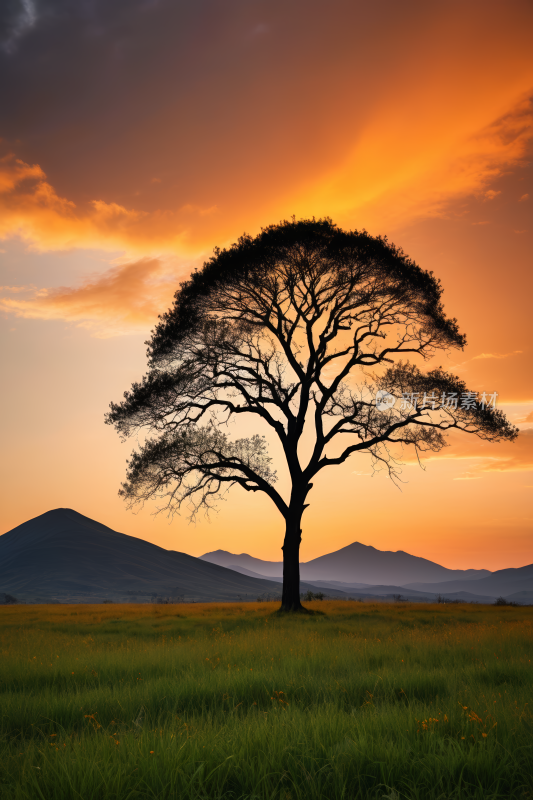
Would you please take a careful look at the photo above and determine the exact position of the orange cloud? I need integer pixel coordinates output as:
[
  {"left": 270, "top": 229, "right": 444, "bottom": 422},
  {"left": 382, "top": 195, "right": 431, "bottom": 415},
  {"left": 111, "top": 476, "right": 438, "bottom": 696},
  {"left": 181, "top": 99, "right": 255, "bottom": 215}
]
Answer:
[
  {"left": 0, "top": 155, "right": 207, "bottom": 255},
  {"left": 290, "top": 96, "right": 533, "bottom": 231},
  {"left": 472, "top": 351, "right": 524, "bottom": 361},
  {"left": 0, "top": 284, "right": 37, "bottom": 293},
  {"left": 0, "top": 93, "right": 532, "bottom": 258},
  {"left": 0, "top": 258, "right": 182, "bottom": 336},
  {"left": 403, "top": 428, "right": 533, "bottom": 476}
]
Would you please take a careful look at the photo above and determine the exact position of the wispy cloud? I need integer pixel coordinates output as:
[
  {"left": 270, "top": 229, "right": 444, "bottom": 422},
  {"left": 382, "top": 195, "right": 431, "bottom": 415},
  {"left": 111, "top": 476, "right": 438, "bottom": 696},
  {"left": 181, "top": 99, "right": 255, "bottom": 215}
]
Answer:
[
  {"left": 1, "top": 0, "right": 37, "bottom": 54},
  {"left": 0, "top": 258, "right": 182, "bottom": 336},
  {"left": 289, "top": 94, "right": 533, "bottom": 231},
  {"left": 450, "top": 350, "right": 524, "bottom": 371},
  {"left": 472, "top": 351, "right": 524, "bottom": 361},
  {"left": 0, "top": 284, "right": 37, "bottom": 293},
  {"left": 403, "top": 428, "right": 533, "bottom": 476}
]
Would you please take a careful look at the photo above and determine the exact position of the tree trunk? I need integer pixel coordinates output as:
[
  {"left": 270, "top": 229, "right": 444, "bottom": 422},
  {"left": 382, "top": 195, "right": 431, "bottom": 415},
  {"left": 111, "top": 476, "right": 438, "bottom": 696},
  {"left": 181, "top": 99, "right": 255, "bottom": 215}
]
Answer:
[{"left": 280, "top": 510, "right": 304, "bottom": 612}]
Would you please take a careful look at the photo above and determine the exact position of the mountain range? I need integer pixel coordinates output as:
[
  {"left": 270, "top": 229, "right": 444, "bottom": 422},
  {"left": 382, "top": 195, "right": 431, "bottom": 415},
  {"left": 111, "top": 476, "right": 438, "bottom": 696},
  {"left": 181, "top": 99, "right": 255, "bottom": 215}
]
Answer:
[
  {"left": 404, "top": 565, "right": 533, "bottom": 598},
  {"left": 200, "top": 548, "right": 533, "bottom": 602},
  {"left": 199, "top": 544, "right": 491, "bottom": 584},
  {"left": 0, "top": 508, "right": 344, "bottom": 603},
  {"left": 1, "top": 508, "right": 531, "bottom": 604}
]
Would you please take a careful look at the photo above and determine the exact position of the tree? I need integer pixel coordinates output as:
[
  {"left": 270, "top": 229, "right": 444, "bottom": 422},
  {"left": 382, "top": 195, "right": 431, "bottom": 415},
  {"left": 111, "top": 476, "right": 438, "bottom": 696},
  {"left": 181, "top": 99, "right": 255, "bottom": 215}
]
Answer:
[{"left": 106, "top": 218, "right": 518, "bottom": 612}]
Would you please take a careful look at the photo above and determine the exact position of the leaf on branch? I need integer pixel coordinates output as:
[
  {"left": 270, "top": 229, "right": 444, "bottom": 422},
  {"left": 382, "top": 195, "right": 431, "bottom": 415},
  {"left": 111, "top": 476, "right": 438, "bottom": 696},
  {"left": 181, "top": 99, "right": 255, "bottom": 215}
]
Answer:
[{"left": 119, "top": 426, "right": 277, "bottom": 518}]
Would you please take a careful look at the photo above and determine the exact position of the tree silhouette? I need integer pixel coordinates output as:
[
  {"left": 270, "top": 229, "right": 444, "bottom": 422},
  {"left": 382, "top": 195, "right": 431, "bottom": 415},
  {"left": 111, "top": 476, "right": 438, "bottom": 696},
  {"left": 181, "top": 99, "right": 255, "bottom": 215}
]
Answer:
[{"left": 106, "top": 218, "right": 518, "bottom": 612}]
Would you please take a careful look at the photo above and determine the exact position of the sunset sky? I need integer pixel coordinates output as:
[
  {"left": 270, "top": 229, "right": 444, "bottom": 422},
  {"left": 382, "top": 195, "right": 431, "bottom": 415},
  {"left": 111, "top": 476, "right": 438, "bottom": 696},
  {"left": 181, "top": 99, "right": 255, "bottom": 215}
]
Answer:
[{"left": 1, "top": 0, "right": 532, "bottom": 570}]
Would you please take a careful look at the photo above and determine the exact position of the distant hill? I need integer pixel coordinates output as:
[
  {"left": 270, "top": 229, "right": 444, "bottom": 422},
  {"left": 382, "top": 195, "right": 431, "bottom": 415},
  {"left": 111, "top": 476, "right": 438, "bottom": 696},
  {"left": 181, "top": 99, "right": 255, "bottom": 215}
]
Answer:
[
  {"left": 343, "top": 584, "right": 500, "bottom": 603},
  {"left": 404, "top": 563, "right": 533, "bottom": 598},
  {"left": 225, "top": 565, "right": 374, "bottom": 590},
  {"left": 2, "top": 509, "right": 528, "bottom": 605},
  {"left": 0, "top": 509, "right": 298, "bottom": 603},
  {"left": 215, "top": 568, "right": 529, "bottom": 603},
  {"left": 0, "top": 509, "right": 350, "bottom": 603},
  {"left": 201, "top": 543, "right": 491, "bottom": 585},
  {"left": 201, "top": 551, "right": 284, "bottom": 577},
  {"left": 226, "top": 565, "right": 283, "bottom": 582}
]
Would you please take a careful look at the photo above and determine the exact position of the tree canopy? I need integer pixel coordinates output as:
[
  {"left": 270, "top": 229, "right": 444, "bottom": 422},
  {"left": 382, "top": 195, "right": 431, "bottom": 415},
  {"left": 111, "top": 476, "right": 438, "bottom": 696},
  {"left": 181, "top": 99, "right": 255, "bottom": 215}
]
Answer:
[{"left": 107, "top": 218, "right": 518, "bottom": 611}]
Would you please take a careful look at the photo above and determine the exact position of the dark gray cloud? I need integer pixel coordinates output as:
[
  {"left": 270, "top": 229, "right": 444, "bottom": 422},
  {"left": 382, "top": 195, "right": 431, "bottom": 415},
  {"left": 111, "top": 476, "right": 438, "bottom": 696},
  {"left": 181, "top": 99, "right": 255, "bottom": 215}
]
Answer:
[
  {"left": 1, "top": 0, "right": 37, "bottom": 53},
  {"left": 0, "top": 0, "right": 405, "bottom": 210},
  {"left": 0, "top": 0, "right": 215, "bottom": 200}
]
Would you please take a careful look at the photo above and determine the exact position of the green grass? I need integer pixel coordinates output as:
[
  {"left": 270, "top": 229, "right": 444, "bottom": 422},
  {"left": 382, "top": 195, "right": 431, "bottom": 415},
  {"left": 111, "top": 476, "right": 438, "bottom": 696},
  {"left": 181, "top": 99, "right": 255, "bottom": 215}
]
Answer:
[{"left": 0, "top": 601, "right": 532, "bottom": 800}]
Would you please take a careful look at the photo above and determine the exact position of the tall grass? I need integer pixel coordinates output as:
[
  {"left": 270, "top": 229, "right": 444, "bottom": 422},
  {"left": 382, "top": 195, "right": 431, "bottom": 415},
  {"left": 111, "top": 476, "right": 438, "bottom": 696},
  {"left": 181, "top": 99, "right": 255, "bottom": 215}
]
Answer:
[{"left": 0, "top": 601, "right": 532, "bottom": 799}]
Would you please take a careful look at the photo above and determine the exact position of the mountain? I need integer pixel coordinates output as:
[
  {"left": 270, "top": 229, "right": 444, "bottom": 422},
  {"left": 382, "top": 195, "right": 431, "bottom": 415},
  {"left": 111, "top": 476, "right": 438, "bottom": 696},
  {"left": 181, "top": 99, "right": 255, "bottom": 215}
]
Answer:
[
  {"left": 220, "top": 568, "right": 513, "bottom": 603},
  {"left": 0, "top": 509, "right": 351, "bottom": 603},
  {"left": 0, "top": 509, "right": 282, "bottom": 603},
  {"left": 505, "top": 591, "right": 533, "bottom": 605},
  {"left": 200, "top": 543, "right": 491, "bottom": 585},
  {"left": 345, "top": 585, "right": 500, "bottom": 603},
  {"left": 342, "top": 588, "right": 501, "bottom": 604},
  {"left": 225, "top": 565, "right": 374, "bottom": 590},
  {"left": 404, "top": 564, "right": 533, "bottom": 598},
  {"left": 306, "top": 580, "right": 376, "bottom": 590},
  {"left": 225, "top": 565, "right": 283, "bottom": 582},
  {"left": 200, "top": 551, "right": 284, "bottom": 577}
]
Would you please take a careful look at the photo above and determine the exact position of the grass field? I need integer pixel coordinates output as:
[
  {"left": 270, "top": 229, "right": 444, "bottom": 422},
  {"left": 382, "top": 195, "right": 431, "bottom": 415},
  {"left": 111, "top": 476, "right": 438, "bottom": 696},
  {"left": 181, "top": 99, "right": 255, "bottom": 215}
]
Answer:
[{"left": 0, "top": 601, "right": 532, "bottom": 800}]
